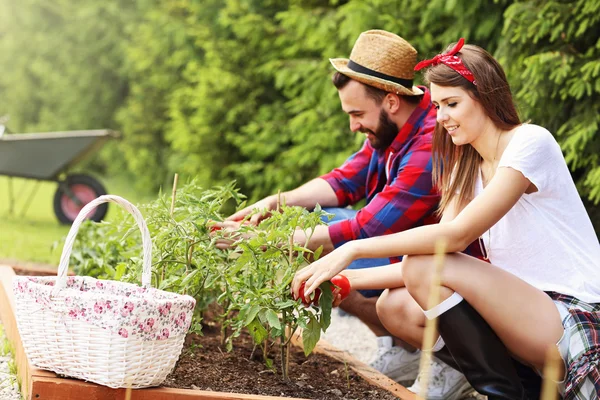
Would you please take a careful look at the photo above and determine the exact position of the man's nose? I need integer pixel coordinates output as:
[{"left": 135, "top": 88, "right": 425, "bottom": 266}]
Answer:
[{"left": 350, "top": 118, "right": 361, "bottom": 132}]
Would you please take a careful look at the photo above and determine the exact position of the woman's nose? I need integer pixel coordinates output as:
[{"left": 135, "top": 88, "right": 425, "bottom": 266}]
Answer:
[{"left": 436, "top": 109, "right": 448, "bottom": 124}]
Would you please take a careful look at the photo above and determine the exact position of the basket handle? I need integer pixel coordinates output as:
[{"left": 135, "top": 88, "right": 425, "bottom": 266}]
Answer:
[{"left": 55, "top": 195, "right": 152, "bottom": 290}]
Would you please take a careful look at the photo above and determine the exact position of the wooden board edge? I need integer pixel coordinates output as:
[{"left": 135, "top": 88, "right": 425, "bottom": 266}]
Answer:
[
  {"left": 0, "top": 265, "right": 34, "bottom": 399},
  {"left": 31, "top": 376, "right": 313, "bottom": 400}
]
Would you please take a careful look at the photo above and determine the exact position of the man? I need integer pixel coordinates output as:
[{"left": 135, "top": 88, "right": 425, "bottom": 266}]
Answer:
[{"left": 219, "top": 30, "right": 471, "bottom": 399}]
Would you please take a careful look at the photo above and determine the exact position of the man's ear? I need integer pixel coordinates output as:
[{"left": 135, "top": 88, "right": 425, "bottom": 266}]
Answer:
[{"left": 385, "top": 92, "right": 402, "bottom": 114}]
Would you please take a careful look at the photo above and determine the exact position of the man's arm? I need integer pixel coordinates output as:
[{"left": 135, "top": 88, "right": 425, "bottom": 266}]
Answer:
[
  {"left": 227, "top": 178, "right": 338, "bottom": 224},
  {"left": 328, "top": 145, "right": 439, "bottom": 249},
  {"left": 226, "top": 142, "right": 372, "bottom": 250},
  {"left": 293, "top": 224, "right": 335, "bottom": 255},
  {"left": 290, "top": 142, "right": 376, "bottom": 253},
  {"left": 277, "top": 178, "right": 339, "bottom": 209}
]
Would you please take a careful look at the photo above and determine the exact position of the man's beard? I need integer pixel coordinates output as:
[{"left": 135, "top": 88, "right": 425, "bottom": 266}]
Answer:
[{"left": 362, "top": 109, "right": 399, "bottom": 150}]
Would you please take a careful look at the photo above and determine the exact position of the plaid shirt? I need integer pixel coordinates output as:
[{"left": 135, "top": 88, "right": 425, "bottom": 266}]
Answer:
[
  {"left": 321, "top": 87, "right": 439, "bottom": 257},
  {"left": 548, "top": 292, "right": 600, "bottom": 400}
]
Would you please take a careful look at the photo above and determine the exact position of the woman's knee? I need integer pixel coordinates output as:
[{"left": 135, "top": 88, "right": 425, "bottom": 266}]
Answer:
[{"left": 402, "top": 254, "right": 434, "bottom": 294}]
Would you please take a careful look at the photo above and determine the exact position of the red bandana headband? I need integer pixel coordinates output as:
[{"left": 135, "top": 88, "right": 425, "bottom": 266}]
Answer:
[{"left": 414, "top": 38, "right": 477, "bottom": 85}]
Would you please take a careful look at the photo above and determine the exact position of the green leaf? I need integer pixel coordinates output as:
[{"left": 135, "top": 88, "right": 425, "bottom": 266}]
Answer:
[
  {"left": 302, "top": 314, "right": 321, "bottom": 356},
  {"left": 318, "top": 281, "right": 333, "bottom": 331},
  {"left": 313, "top": 245, "right": 324, "bottom": 261},
  {"left": 243, "top": 304, "right": 261, "bottom": 327},
  {"left": 180, "top": 269, "right": 201, "bottom": 287},
  {"left": 247, "top": 319, "right": 269, "bottom": 345},
  {"left": 114, "top": 263, "right": 127, "bottom": 280},
  {"left": 264, "top": 309, "right": 281, "bottom": 330}
]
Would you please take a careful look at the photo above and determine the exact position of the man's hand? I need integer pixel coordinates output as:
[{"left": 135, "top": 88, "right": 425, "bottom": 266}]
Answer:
[
  {"left": 210, "top": 220, "right": 255, "bottom": 249},
  {"left": 226, "top": 195, "right": 278, "bottom": 225}
]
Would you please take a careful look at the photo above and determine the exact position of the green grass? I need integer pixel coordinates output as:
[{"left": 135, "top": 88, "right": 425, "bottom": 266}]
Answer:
[
  {"left": 0, "top": 176, "right": 154, "bottom": 265},
  {"left": 0, "top": 324, "right": 20, "bottom": 394}
]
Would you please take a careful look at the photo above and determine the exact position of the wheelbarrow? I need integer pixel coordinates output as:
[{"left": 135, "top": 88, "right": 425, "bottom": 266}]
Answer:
[{"left": 0, "top": 125, "right": 119, "bottom": 224}]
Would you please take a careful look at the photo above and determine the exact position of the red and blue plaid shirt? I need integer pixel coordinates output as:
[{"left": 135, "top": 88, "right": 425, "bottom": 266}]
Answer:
[{"left": 321, "top": 87, "right": 440, "bottom": 257}]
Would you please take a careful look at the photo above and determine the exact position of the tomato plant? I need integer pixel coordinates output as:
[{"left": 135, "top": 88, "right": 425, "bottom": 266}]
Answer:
[
  {"left": 70, "top": 180, "right": 245, "bottom": 333},
  {"left": 223, "top": 204, "right": 334, "bottom": 379},
  {"left": 67, "top": 182, "right": 336, "bottom": 380}
]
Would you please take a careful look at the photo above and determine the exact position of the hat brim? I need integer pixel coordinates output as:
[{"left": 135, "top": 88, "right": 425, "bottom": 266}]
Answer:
[{"left": 330, "top": 58, "right": 423, "bottom": 96}]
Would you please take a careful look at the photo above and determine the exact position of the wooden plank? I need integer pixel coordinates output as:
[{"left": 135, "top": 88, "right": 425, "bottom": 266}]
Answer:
[
  {"left": 0, "top": 265, "right": 34, "bottom": 399},
  {"left": 31, "top": 376, "right": 310, "bottom": 400},
  {"left": 10, "top": 263, "right": 73, "bottom": 277}
]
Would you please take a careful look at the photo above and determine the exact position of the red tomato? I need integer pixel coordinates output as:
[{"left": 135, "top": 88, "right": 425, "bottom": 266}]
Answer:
[
  {"left": 209, "top": 225, "right": 222, "bottom": 232},
  {"left": 330, "top": 275, "right": 351, "bottom": 300},
  {"left": 297, "top": 282, "right": 321, "bottom": 306},
  {"left": 296, "top": 276, "right": 350, "bottom": 307}
]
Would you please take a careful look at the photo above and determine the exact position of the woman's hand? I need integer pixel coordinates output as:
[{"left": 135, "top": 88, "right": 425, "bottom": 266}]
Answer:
[{"left": 291, "top": 244, "right": 357, "bottom": 299}]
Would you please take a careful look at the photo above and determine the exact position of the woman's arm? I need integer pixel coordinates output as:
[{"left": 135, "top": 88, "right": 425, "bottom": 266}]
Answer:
[
  {"left": 340, "top": 263, "right": 406, "bottom": 291},
  {"left": 293, "top": 167, "right": 531, "bottom": 297},
  {"left": 328, "top": 196, "right": 467, "bottom": 292}
]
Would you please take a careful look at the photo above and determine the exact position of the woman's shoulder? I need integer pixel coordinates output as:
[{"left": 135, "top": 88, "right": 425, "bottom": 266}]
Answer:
[
  {"left": 510, "top": 123, "right": 559, "bottom": 151},
  {"left": 515, "top": 123, "right": 553, "bottom": 139},
  {"left": 500, "top": 123, "right": 563, "bottom": 169}
]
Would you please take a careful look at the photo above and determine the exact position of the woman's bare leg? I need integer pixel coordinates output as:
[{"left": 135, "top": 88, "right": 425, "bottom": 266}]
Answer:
[{"left": 401, "top": 253, "right": 564, "bottom": 370}]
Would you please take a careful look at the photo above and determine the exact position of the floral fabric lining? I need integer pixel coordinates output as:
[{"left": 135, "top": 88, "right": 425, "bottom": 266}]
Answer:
[{"left": 14, "top": 276, "right": 196, "bottom": 341}]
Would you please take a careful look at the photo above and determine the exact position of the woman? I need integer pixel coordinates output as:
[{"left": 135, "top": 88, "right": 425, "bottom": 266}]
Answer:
[{"left": 292, "top": 39, "right": 600, "bottom": 400}]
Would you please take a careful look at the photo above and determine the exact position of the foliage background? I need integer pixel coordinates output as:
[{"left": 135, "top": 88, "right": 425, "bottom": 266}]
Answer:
[{"left": 1, "top": 0, "right": 598, "bottom": 230}]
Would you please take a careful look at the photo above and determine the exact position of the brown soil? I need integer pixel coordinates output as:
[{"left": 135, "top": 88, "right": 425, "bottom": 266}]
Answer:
[{"left": 163, "top": 322, "right": 398, "bottom": 399}]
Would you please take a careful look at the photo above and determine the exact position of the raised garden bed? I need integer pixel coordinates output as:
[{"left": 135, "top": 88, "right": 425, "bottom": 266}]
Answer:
[{"left": 0, "top": 264, "right": 415, "bottom": 400}]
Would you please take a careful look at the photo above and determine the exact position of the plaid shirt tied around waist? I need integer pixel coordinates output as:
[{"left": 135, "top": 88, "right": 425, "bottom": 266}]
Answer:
[{"left": 548, "top": 291, "right": 600, "bottom": 400}]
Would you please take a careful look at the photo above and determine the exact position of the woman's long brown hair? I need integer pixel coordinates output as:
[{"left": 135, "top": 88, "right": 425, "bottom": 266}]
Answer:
[{"left": 424, "top": 44, "right": 521, "bottom": 215}]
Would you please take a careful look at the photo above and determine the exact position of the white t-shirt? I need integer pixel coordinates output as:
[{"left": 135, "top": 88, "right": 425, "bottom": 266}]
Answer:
[{"left": 476, "top": 124, "right": 600, "bottom": 303}]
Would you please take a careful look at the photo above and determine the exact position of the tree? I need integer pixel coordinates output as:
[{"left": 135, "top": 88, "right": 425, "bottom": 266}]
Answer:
[
  {"left": 500, "top": 0, "right": 600, "bottom": 205},
  {"left": 0, "top": 0, "right": 130, "bottom": 133}
]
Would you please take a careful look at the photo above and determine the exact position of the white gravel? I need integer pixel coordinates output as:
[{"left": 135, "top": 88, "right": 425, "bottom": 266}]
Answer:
[
  {"left": 0, "top": 323, "right": 20, "bottom": 400},
  {"left": 322, "top": 308, "right": 378, "bottom": 364}
]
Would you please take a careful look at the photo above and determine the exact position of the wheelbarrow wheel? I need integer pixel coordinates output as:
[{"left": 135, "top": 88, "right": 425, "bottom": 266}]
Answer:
[{"left": 53, "top": 174, "right": 108, "bottom": 224}]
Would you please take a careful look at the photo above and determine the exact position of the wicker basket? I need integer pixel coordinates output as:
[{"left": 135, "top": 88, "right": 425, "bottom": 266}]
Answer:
[{"left": 13, "top": 195, "right": 196, "bottom": 388}]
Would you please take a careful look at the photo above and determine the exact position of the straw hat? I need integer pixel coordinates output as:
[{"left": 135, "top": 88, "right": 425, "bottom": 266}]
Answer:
[{"left": 330, "top": 30, "right": 423, "bottom": 96}]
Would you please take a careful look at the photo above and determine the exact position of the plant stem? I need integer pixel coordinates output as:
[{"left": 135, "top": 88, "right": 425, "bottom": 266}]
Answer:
[
  {"left": 170, "top": 173, "right": 179, "bottom": 217},
  {"left": 276, "top": 189, "right": 281, "bottom": 212},
  {"left": 281, "top": 311, "right": 289, "bottom": 380},
  {"left": 288, "top": 233, "right": 293, "bottom": 267},
  {"left": 285, "top": 325, "right": 290, "bottom": 378},
  {"left": 164, "top": 173, "right": 178, "bottom": 282},
  {"left": 263, "top": 339, "right": 269, "bottom": 361},
  {"left": 344, "top": 357, "right": 350, "bottom": 388},
  {"left": 220, "top": 307, "right": 228, "bottom": 348}
]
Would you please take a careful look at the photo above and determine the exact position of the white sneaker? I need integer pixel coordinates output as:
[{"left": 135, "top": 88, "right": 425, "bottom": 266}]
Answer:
[
  {"left": 408, "top": 358, "right": 474, "bottom": 400},
  {"left": 369, "top": 336, "right": 421, "bottom": 382}
]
